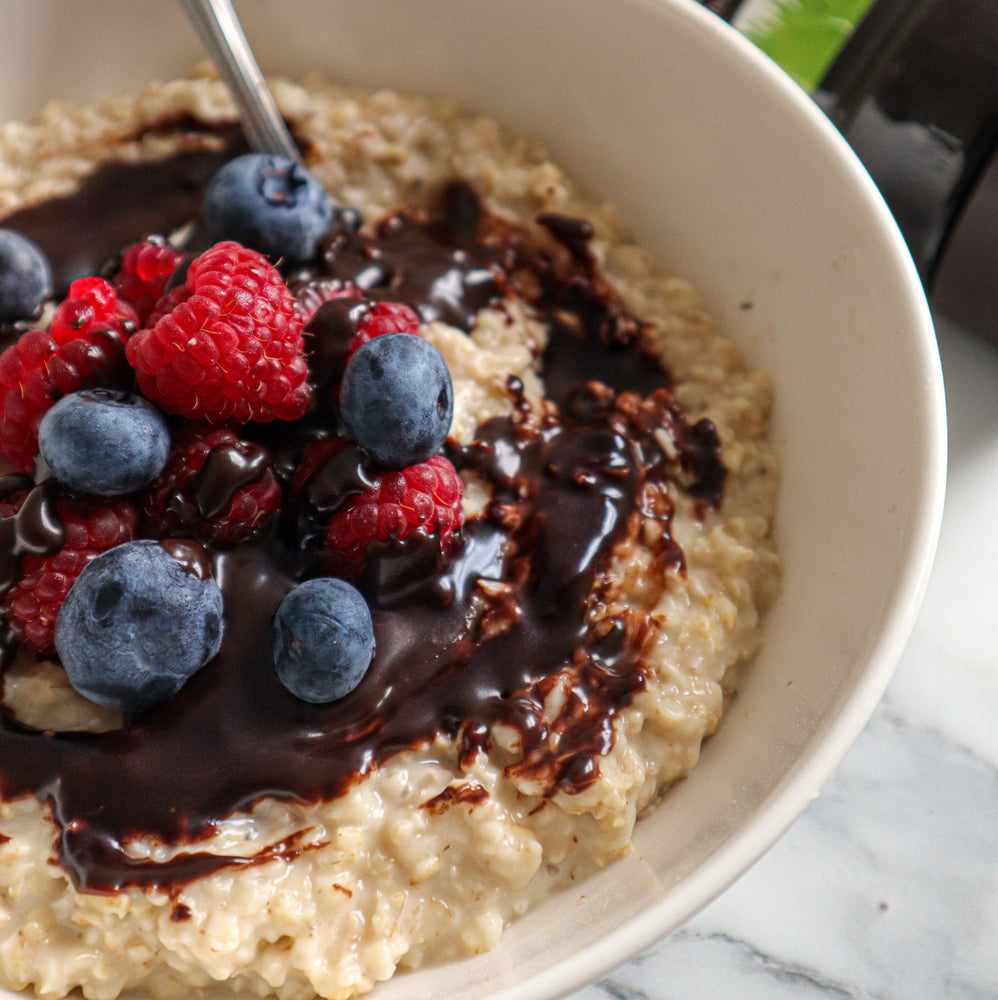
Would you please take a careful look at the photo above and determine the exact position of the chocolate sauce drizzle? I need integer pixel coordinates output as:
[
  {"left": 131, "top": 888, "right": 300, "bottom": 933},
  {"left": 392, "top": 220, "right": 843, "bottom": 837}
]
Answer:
[
  {"left": 188, "top": 443, "right": 270, "bottom": 521},
  {"left": 2, "top": 147, "right": 240, "bottom": 299},
  {"left": 0, "top": 478, "right": 65, "bottom": 664},
  {"left": 0, "top": 139, "right": 724, "bottom": 892}
]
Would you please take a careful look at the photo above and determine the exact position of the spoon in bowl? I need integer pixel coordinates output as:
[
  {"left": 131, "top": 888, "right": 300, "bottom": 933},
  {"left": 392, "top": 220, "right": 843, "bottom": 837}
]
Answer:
[{"left": 177, "top": 0, "right": 302, "bottom": 163}]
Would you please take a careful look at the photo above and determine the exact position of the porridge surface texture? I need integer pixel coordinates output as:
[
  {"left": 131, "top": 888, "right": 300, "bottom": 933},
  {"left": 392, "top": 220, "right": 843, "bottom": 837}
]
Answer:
[{"left": 0, "top": 73, "right": 779, "bottom": 1000}]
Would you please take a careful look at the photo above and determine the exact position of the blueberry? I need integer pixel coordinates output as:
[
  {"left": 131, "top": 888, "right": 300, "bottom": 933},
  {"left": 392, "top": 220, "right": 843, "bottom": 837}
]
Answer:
[
  {"left": 204, "top": 153, "right": 339, "bottom": 262},
  {"left": 272, "top": 577, "right": 375, "bottom": 703},
  {"left": 55, "top": 540, "right": 223, "bottom": 712},
  {"left": 38, "top": 389, "right": 170, "bottom": 495},
  {"left": 340, "top": 334, "right": 454, "bottom": 468},
  {"left": 0, "top": 228, "right": 52, "bottom": 322}
]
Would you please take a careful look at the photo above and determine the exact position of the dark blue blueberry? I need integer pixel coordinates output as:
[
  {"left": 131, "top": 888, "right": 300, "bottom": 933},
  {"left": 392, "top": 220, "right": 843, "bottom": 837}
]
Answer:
[
  {"left": 340, "top": 334, "right": 454, "bottom": 468},
  {"left": 0, "top": 228, "right": 52, "bottom": 322},
  {"left": 38, "top": 389, "right": 170, "bottom": 496},
  {"left": 272, "top": 577, "right": 375, "bottom": 703},
  {"left": 204, "top": 153, "right": 340, "bottom": 262},
  {"left": 55, "top": 540, "right": 223, "bottom": 712}
]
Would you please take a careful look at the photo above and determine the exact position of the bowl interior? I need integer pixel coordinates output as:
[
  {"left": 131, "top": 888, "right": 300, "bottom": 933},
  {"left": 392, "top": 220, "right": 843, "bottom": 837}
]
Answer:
[{"left": 0, "top": 2, "right": 945, "bottom": 999}]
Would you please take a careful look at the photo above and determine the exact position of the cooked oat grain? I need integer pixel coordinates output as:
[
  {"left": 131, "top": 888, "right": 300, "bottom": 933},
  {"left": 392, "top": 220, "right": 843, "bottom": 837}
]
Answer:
[{"left": 0, "top": 73, "right": 778, "bottom": 1000}]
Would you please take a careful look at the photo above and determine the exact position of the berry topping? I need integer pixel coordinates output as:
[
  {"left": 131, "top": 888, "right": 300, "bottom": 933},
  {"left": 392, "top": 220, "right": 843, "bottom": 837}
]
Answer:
[
  {"left": 296, "top": 279, "right": 363, "bottom": 326},
  {"left": 49, "top": 275, "right": 138, "bottom": 343},
  {"left": 113, "top": 239, "right": 185, "bottom": 324},
  {"left": 339, "top": 333, "right": 454, "bottom": 468},
  {"left": 39, "top": 389, "right": 170, "bottom": 496},
  {"left": 272, "top": 577, "right": 374, "bottom": 703},
  {"left": 205, "top": 153, "right": 340, "bottom": 263},
  {"left": 144, "top": 283, "right": 192, "bottom": 328},
  {"left": 0, "top": 484, "right": 28, "bottom": 519},
  {"left": 142, "top": 423, "right": 281, "bottom": 545},
  {"left": 0, "top": 278, "right": 137, "bottom": 472},
  {"left": 55, "top": 539, "right": 223, "bottom": 712},
  {"left": 125, "top": 241, "right": 311, "bottom": 423},
  {"left": 325, "top": 453, "right": 464, "bottom": 579},
  {"left": 0, "top": 229, "right": 52, "bottom": 323},
  {"left": 347, "top": 300, "right": 421, "bottom": 360},
  {"left": 3, "top": 495, "right": 138, "bottom": 654}
]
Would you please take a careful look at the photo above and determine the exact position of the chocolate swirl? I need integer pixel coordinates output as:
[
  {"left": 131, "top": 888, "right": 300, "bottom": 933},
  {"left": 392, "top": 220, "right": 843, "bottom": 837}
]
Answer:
[{"left": 0, "top": 135, "right": 723, "bottom": 891}]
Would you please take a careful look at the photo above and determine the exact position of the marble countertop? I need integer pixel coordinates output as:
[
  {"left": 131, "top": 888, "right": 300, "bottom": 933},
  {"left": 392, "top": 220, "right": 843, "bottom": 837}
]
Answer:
[{"left": 569, "top": 315, "right": 998, "bottom": 1000}]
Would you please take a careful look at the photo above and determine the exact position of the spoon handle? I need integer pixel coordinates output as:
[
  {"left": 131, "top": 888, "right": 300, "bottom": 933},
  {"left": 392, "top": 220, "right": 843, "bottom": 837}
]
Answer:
[{"left": 177, "top": 0, "right": 302, "bottom": 163}]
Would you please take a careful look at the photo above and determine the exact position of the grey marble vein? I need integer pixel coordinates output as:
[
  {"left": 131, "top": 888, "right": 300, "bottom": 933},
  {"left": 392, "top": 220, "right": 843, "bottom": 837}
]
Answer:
[{"left": 568, "top": 692, "right": 998, "bottom": 1000}]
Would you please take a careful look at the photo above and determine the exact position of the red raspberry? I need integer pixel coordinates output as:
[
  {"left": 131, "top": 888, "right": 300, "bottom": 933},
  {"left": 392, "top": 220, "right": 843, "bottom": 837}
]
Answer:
[
  {"left": 145, "top": 284, "right": 192, "bottom": 328},
  {"left": 0, "top": 483, "right": 29, "bottom": 519},
  {"left": 325, "top": 453, "right": 464, "bottom": 578},
  {"left": 48, "top": 276, "right": 138, "bottom": 344},
  {"left": 142, "top": 423, "right": 282, "bottom": 545},
  {"left": 305, "top": 298, "right": 421, "bottom": 409},
  {"left": 296, "top": 279, "right": 363, "bottom": 326},
  {"left": 0, "top": 278, "right": 138, "bottom": 472},
  {"left": 291, "top": 436, "right": 348, "bottom": 496},
  {"left": 3, "top": 495, "right": 138, "bottom": 654},
  {"left": 126, "top": 241, "right": 311, "bottom": 423},
  {"left": 347, "top": 300, "right": 421, "bottom": 361},
  {"left": 113, "top": 240, "right": 184, "bottom": 324}
]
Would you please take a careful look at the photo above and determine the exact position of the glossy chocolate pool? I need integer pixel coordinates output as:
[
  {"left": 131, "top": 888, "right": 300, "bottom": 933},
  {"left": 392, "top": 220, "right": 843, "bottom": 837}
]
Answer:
[{"left": 0, "top": 129, "right": 724, "bottom": 892}]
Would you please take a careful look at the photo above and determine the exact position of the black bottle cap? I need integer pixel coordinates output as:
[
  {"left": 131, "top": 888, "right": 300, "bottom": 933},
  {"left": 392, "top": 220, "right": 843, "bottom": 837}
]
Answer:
[
  {"left": 816, "top": 0, "right": 998, "bottom": 342},
  {"left": 706, "top": 0, "right": 998, "bottom": 343}
]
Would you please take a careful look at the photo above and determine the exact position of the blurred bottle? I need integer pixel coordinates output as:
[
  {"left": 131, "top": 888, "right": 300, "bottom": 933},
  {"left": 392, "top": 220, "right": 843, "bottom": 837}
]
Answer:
[{"left": 708, "top": 0, "right": 998, "bottom": 343}]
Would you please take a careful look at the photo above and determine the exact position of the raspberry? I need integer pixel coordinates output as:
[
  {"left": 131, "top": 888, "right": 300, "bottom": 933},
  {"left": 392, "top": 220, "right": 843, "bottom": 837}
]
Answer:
[
  {"left": 126, "top": 241, "right": 311, "bottom": 423},
  {"left": 0, "top": 278, "right": 137, "bottom": 472},
  {"left": 145, "top": 284, "right": 192, "bottom": 328},
  {"left": 113, "top": 240, "right": 184, "bottom": 324},
  {"left": 296, "top": 279, "right": 363, "bottom": 325},
  {"left": 347, "top": 300, "right": 420, "bottom": 361},
  {"left": 290, "top": 436, "right": 348, "bottom": 496},
  {"left": 142, "top": 423, "right": 282, "bottom": 545},
  {"left": 325, "top": 452, "right": 464, "bottom": 578},
  {"left": 298, "top": 294, "right": 420, "bottom": 412},
  {"left": 0, "top": 483, "right": 29, "bottom": 519},
  {"left": 49, "top": 276, "right": 137, "bottom": 343},
  {"left": 3, "top": 495, "right": 138, "bottom": 654}
]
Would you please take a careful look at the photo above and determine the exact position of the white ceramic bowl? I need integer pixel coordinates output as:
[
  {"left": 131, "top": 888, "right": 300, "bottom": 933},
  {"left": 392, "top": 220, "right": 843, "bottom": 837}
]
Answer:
[{"left": 0, "top": 2, "right": 946, "bottom": 999}]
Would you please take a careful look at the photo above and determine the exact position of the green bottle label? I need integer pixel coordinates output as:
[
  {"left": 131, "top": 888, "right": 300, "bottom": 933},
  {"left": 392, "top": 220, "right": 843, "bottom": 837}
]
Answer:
[{"left": 732, "top": 0, "right": 878, "bottom": 92}]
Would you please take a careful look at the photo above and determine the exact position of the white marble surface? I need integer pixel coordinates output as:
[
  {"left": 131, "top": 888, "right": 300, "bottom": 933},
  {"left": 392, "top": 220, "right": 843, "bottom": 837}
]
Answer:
[{"left": 568, "top": 314, "right": 998, "bottom": 1000}]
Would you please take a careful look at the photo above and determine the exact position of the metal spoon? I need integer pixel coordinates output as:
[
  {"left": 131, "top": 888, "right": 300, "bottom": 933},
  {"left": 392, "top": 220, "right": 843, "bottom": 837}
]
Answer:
[{"left": 177, "top": 0, "right": 302, "bottom": 163}]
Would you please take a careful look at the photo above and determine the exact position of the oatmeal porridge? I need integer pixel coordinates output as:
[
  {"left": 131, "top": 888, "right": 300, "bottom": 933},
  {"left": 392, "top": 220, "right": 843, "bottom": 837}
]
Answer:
[{"left": 0, "top": 71, "right": 779, "bottom": 1000}]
